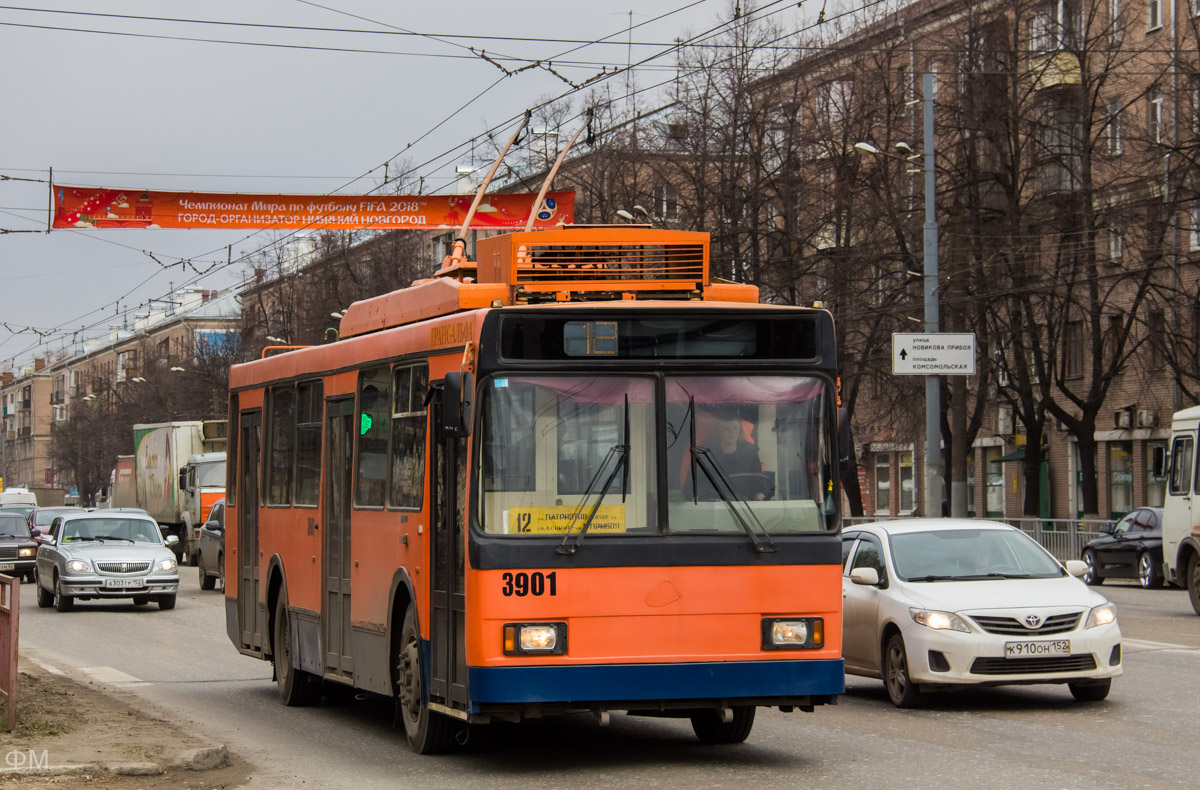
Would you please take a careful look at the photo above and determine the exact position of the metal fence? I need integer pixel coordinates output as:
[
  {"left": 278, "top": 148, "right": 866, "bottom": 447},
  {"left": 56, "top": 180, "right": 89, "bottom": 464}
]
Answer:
[{"left": 842, "top": 516, "right": 1113, "bottom": 562}]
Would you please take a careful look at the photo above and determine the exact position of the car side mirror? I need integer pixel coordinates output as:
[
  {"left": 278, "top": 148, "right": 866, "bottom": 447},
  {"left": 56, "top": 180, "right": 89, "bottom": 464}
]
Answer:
[
  {"left": 849, "top": 567, "right": 880, "bottom": 586},
  {"left": 165, "top": 534, "right": 180, "bottom": 546},
  {"left": 1064, "top": 559, "right": 1087, "bottom": 578}
]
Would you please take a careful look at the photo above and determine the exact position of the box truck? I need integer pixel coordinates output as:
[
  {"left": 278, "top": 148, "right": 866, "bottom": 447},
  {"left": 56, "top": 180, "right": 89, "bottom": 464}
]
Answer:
[{"left": 130, "top": 421, "right": 226, "bottom": 563}]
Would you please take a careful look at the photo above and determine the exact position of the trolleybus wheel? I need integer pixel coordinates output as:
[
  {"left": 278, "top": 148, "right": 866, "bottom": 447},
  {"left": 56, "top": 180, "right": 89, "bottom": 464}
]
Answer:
[
  {"left": 1188, "top": 555, "right": 1200, "bottom": 616},
  {"left": 274, "top": 593, "right": 321, "bottom": 706},
  {"left": 395, "top": 605, "right": 461, "bottom": 754},
  {"left": 690, "top": 706, "right": 755, "bottom": 744}
]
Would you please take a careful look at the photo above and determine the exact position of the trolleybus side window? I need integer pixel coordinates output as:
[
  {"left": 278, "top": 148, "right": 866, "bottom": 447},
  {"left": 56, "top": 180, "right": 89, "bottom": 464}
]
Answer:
[
  {"left": 389, "top": 364, "right": 428, "bottom": 510},
  {"left": 268, "top": 385, "right": 297, "bottom": 505},
  {"left": 356, "top": 367, "right": 391, "bottom": 508},
  {"left": 295, "top": 380, "right": 323, "bottom": 506},
  {"left": 1169, "top": 435, "right": 1194, "bottom": 496}
]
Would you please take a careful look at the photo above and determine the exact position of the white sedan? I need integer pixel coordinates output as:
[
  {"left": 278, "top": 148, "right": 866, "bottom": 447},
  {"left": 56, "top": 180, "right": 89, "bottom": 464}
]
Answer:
[{"left": 842, "top": 519, "right": 1122, "bottom": 707}]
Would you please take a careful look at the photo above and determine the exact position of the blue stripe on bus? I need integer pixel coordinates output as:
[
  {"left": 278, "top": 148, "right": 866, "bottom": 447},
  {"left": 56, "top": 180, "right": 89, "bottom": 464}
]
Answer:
[{"left": 467, "top": 659, "right": 845, "bottom": 705}]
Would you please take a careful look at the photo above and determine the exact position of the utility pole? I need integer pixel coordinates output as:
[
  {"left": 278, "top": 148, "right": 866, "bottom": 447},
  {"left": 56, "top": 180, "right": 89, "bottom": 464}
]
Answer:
[{"left": 922, "top": 73, "right": 944, "bottom": 518}]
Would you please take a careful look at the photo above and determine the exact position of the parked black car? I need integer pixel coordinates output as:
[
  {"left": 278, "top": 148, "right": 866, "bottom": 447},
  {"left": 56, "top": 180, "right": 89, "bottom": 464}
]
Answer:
[
  {"left": 1082, "top": 506, "right": 1164, "bottom": 588},
  {"left": 0, "top": 511, "right": 39, "bottom": 582},
  {"left": 197, "top": 498, "right": 224, "bottom": 591}
]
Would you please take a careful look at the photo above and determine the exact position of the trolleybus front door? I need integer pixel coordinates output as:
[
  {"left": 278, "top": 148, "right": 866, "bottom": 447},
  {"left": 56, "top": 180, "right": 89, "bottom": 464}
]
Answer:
[
  {"left": 430, "top": 393, "right": 468, "bottom": 709},
  {"left": 325, "top": 398, "right": 354, "bottom": 678},
  {"left": 238, "top": 410, "right": 263, "bottom": 653}
]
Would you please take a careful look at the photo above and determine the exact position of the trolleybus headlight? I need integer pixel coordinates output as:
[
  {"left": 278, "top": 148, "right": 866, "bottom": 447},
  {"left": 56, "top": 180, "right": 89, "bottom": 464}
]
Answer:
[
  {"left": 65, "top": 559, "right": 91, "bottom": 573},
  {"left": 762, "top": 617, "right": 823, "bottom": 649},
  {"left": 503, "top": 622, "right": 568, "bottom": 655}
]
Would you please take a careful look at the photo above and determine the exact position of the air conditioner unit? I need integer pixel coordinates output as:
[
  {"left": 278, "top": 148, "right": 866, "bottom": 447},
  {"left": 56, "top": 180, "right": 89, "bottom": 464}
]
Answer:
[
  {"left": 1137, "top": 409, "right": 1157, "bottom": 428},
  {"left": 997, "top": 405, "right": 1013, "bottom": 435},
  {"left": 1113, "top": 408, "right": 1132, "bottom": 429}
]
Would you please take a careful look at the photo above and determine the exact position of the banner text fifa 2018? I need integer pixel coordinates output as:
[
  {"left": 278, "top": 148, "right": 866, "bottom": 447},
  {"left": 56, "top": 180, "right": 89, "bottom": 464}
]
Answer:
[{"left": 50, "top": 185, "right": 574, "bottom": 230}]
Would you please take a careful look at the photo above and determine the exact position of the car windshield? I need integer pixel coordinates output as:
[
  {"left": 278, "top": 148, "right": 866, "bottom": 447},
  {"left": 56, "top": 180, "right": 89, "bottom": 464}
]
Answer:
[
  {"left": 33, "top": 508, "right": 80, "bottom": 526},
  {"left": 0, "top": 516, "right": 29, "bottom": 537},
  {"left": 62, "top": 518, "right": 162, "bottom": 544},
  {"left": 475, "top": 374, "right": 837, "bottom": 537},
  {"left": 890, "top": 528, "right": 1064, "bottom": 580}
]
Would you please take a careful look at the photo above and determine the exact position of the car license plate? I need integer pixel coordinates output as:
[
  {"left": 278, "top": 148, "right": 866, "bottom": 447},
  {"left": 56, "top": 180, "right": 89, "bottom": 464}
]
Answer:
[
  {"left": 1005, "top": 640, "right": 1070, "bottom": 657},
  {"left": 0, "top": 563, "right": 13, "bottom": 572},
  {"left": 103, "top": 578, "right": 142, "bottom": 589}
]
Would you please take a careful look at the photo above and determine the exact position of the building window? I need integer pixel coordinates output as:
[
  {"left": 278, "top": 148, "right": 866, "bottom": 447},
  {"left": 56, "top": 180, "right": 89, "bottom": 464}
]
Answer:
[
  {"left": 1148, "top": 309, "right": 1166, "bottom": 369},
  {"left": 899, "top": 452, "right": 915, "bottom": 513},
  {"left": 294, "top": 380, "right": 323, "bottom": 506},
  {"left": 1148, "top": 0, "right": 1162, "bottom": 29},
  {"left": 1148, "top": 90, "right": 1164, "bottom": 143},
  {"left": 1146, "top": 441, "right": 1167, "bottom": 507},
  {"left": 1029, "top": 0, "right": 1081, "bottom": 52},
  {"left": 1065, "top": 319, "right": 1084, "bottom": 378},
  {"left": 985, "top": 447, "right": 1004, "bottom": 517},
  {"left": 1105, "top": 98, "right": 1122, "bottom": 154},
  {"left": 389, "top": 365, "right": 428, "bottom": 509},
  {"left": 654, "top": 183, "right": 678, "bottom": 220},
  {"left": 1107, "top": 0, "right": 1124, "bottom": 42},
  {"left": 1191, "top": 203, "right": 1200, "bottom": 251},
  {"left": 874, "top": 455, "right": 890, "bottom": 514},
  {"left": 1109, "top": 442, "right": 1133, "bottom": 517}
]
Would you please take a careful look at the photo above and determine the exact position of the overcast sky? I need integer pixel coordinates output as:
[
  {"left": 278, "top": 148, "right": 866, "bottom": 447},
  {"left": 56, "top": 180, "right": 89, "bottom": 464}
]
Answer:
[{"left": 0, "top": 0, "right": 813, "bottom": 369}]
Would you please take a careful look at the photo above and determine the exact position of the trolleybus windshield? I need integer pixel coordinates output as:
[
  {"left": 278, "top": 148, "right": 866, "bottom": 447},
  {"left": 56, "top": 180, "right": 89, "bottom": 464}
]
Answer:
[{"left": 476, "top": 374, "right": 836, "bottom": 536}]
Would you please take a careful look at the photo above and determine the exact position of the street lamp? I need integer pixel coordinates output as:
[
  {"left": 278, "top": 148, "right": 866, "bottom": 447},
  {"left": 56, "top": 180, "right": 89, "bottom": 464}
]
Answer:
[
  {"left": 855, "top": 72, "right": 942, "bottom": 517},
  {"left": 169, "top": 366, "right": 186, "bottom": 373},
  {"left": 266, "top": 335, "right": 286, "bottom": 344},
  {"left": 615, "top": 209, "right": 634, "bottom": 222},
  {"left": 330, "top": 311, "right": 344, "bottom": 320}
]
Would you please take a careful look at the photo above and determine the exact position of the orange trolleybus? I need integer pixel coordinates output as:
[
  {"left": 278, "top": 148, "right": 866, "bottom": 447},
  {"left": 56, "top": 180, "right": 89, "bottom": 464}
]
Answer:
[{"left": 224, "top": 226, "right": 844, "bottom": 753}]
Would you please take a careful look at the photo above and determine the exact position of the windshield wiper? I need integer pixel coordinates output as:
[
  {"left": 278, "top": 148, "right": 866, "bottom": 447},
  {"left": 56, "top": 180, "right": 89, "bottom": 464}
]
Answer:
[
  {"left": 906, "top": 574, "right": 965, "bottom": 582},
  {"left": 95, "top": 535, "right": 135, "bottom": 543},
  {"left": 558, "top": 395, "right": 630, "bottom": 555},
  {"left": 688, "top": 397, "right": 776, "bottom": 554},
  {"left": 980, "top": 572, "right": 1034, "bottom": 579}
]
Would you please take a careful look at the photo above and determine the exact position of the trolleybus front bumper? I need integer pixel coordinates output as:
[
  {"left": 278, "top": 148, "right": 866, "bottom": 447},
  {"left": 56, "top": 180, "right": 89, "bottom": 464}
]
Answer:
[{"left": 467, "top": 658, "right": 843, "bottom": 716}]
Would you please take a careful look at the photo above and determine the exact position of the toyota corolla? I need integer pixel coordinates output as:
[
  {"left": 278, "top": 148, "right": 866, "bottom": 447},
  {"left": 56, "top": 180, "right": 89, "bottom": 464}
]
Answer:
[{"left": 842, "top": 519, "right": 1121, "bottom": 707}]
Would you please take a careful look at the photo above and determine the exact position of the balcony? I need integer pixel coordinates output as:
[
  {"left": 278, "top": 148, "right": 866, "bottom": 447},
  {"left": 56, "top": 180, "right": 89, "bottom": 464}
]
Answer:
[{"left": 1030, "top": 51, "right": 1080, "bottom": 91}]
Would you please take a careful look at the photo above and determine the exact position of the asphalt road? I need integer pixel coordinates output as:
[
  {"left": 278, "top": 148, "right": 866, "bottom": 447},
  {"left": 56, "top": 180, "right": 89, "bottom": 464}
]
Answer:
[{"left": 15, "top": 573, "right": 1200, "bottom": 789}]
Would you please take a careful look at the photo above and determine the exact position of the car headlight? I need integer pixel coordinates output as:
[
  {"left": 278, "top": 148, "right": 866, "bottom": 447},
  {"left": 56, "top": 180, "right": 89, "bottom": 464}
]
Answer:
[
  {"left": 65, "top": 559, "right": 91, "bottom": 573},
  {"left": 503, "top": 622, "right": 567, "bottom": 654},
  {"left": 18, "top": 548, "right": 35, "bottom": 557},
  {"left": 1086, "top": 603, "right": 1117, "bottom": 628},
  {"left": 156, "top": 558, "right": 178, "bottom": 572},
  {"left": 910, "top": 608, "right": 971, "bottom": 633},
  {"left": 762, "top": 617, "right": 825, "bottom": 649}
]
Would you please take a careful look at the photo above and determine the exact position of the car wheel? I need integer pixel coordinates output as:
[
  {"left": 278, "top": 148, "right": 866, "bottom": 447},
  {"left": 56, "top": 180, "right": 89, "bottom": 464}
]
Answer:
[
  {"left": 1138, "top": 552, "right": 1164, "bottom": 589},
  {"left": 1068, "top": 678, "right": 1111, "bottom": 702},
  {"left": 1082, "top": 550, "right": 1104, "bottom": 586},
  {"left": 35, "top": 573, "right": 53, "bottom": 608},
  {"left": 1188, "top": 555, "right": 1200, "bottom": 617},
  {"left": 395, "top": 604, "right": 462, "bottom": 753},
  {"left": 198, "top": 553, "right": 215, "bottom": 591},
  {"left": 53, "top": 575, "right": 73, "bottom": 612},
  {"left": 217, "top": 554, "right": 224, "bottom": 590},
  {"left": 157, "top": 594, "right": 176, "bottom": 610},
  {"left": 883, "top": 633, "right": 927, "bottom": 708},
  {"left": 274, "top": 592, "right": 321, "bottom": 706},
  {"left": 132, "top": 596, "right": 149, "bottom": 606},
  {"left": 690, "top": 706, "right": 756, "bottom": 744}
]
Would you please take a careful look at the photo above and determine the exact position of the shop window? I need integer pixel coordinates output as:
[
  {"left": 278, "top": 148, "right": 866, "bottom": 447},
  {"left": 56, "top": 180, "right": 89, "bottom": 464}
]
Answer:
[
  {"left": 985, "top": 447, "right": 1004, "bottom": 517},
  {"left": 874, "top": 456, "right": 890, "bottom": 514},
  {"left": 1146, "top": 441, "right": 1166, "bottom": 507},
  {"left": 899, "top": 452, "right": 915, "bottom": 513},
  {"left": 1109, "top": 441, "right": 1133, "bottom": 517},
  {"left": 966, "top": 450, "right": 977, "bottom": 516}
]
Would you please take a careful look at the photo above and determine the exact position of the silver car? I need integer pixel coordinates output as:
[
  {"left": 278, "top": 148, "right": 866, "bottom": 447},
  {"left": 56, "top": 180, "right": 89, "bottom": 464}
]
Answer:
[{"left": 35, "top": 511, "right": 180, "bottom": 611}]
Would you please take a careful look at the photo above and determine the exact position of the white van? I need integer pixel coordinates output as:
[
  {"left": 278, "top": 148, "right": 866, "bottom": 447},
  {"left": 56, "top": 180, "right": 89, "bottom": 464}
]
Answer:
[
  {"left": 1155, "top": 405, "right": 1200, "bottom": 615},
  {"left": 0, "top": 488, "right": 38, "bottom": 507}
]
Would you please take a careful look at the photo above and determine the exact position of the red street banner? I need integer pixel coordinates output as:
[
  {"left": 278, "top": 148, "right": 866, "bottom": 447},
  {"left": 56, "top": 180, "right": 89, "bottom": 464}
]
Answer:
[{"left": 50, "top": 185, "right": 574, "bottom": 230}]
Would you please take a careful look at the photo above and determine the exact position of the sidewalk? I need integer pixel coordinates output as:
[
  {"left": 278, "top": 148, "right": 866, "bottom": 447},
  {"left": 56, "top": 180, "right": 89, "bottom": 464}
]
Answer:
[{"left": 1, "top": 658, "right": 251, "bottom": 788}]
